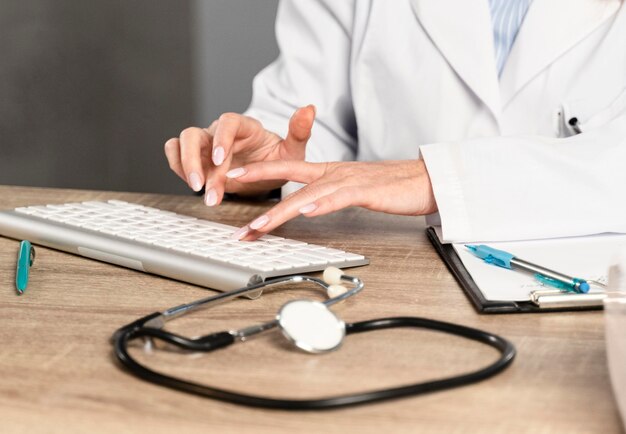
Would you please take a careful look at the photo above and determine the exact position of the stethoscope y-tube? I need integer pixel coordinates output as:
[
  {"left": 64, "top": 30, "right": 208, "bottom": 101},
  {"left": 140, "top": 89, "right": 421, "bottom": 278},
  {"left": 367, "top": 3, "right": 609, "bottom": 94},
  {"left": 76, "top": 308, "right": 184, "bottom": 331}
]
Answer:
[{"left": 112, "top": 271, "right": 516, "bottom": 410}]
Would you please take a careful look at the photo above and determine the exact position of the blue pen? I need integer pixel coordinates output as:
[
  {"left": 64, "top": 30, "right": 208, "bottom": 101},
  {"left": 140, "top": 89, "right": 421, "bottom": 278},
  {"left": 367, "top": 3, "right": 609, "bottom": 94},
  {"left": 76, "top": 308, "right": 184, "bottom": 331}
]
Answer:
[
  {"left": 465, "top": 244, "right": 590, "bottom": 294},
  {"left": 16, "top": 240, "right": 35, "bottom": 294}
]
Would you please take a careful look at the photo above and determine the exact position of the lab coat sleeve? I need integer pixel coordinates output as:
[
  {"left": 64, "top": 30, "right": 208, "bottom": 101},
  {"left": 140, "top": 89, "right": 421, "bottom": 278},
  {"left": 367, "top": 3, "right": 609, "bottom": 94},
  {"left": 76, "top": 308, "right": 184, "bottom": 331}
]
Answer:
[
  {"left": 244, "top": 0, "right": 358, "bottom": 164},
  {"left": 420, "top": 114, "right": 626, "bottom": 243}
]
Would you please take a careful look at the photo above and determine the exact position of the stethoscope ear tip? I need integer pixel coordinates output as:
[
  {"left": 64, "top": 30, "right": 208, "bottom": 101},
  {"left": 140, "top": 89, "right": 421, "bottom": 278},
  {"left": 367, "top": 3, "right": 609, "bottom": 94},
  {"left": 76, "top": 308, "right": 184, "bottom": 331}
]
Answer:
[
  {"left": 327, "top": 284, "right": 348, "bottom": 299},
  {"left": 323, "top": 267, "right": 345, "bottom": 285}
]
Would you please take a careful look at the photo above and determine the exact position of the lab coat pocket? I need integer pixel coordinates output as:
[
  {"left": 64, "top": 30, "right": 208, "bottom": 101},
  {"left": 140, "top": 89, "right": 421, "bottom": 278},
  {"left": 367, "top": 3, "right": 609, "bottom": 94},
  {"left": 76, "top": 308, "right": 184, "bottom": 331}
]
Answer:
[{"left": 556, "top": 87, "right": 626, "bottom": 137}]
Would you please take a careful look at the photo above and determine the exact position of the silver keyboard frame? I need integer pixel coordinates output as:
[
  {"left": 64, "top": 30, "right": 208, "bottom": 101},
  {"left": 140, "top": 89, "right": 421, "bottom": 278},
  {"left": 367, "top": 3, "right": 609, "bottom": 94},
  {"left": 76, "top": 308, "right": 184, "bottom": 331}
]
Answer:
[{"left": 0, "top": 208, "right": 369, "bottom": 292}]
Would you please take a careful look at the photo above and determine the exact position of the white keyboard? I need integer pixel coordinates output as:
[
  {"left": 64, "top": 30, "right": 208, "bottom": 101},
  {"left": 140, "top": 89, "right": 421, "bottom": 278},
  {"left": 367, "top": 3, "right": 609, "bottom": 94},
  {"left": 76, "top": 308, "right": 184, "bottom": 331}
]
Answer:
[{"left": 0, "top": 200, "right": 368, "bottom": 291}]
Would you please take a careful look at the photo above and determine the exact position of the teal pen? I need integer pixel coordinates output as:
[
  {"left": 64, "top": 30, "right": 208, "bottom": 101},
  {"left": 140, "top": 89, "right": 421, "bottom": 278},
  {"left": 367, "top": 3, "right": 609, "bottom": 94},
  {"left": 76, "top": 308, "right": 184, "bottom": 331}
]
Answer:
[
  {"left": 465, "top": 244, "right": 590, "bottom": 294},
  {"left": 16, "top": 240, "right": 35, "bottom": 294}
]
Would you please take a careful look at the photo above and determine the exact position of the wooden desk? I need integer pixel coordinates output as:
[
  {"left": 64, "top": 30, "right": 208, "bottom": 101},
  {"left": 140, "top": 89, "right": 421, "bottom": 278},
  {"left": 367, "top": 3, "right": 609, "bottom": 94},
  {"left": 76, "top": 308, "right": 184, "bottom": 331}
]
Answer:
[{"left": 0, "top": 185, "right": 622, "bottom": 433}]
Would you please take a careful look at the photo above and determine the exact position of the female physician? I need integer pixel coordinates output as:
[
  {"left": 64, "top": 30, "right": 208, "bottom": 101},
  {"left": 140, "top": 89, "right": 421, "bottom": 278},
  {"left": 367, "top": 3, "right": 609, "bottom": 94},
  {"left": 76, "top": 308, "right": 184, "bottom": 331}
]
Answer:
[{"left": 164, "top": 0, "right": 626, "bottom": 243}]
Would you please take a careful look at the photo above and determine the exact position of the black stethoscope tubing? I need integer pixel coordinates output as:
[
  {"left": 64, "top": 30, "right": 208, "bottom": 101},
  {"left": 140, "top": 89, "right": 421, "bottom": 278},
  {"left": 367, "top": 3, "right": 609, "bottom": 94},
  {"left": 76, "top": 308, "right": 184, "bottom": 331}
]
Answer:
[{"left": 113, "top": 314, "right": 516, "bottom": 410}]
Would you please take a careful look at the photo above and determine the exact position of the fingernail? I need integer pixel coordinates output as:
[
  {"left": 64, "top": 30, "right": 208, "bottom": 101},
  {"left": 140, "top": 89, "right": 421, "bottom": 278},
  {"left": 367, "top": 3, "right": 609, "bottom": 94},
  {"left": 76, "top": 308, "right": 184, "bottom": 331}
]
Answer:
[
  {"left": 188, "top": 172, "right": 203, "bottom": 192},
  {"left": 204, "top": 188, "right": 217, "bottom": 206},
  {"left": 226, "top": 167, "right": 246, "bottom": 179},
  {"left": 249, "top": 214, "right": 270, "bottom": 230},
  {"left": 231, "top": 225, "right": 249, "bottom": 240},
  {"left": 213, "top": 146, "right": 225, "bottom": 166},
  {"left": 299, "top": 203, "right": 317, "bottom": 214},
  {"left": 307, "top": 104, "right": 316, "bottom": 116}
]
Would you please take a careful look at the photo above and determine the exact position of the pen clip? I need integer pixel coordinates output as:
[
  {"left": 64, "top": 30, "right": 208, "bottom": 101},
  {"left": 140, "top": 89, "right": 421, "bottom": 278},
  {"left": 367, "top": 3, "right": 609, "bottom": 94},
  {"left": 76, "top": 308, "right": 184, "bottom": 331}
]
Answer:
[
  {"left": 29, "top": 246, "right": 36, "bottom": 266},
  {"left": 534, "top": 273, "right": 571, "bottom": 292},
  {"left": 465, "top": 245, "right": 514, "bottom": 269},
  {"left": 534, "top": 274, "right": 589, "bottom": 294}
]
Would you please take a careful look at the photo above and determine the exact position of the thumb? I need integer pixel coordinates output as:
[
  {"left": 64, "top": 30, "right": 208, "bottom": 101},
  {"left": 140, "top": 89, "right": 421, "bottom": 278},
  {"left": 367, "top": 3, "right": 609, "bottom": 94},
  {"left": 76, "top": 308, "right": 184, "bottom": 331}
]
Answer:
[{"left": 282, "top": 104, "right": 316, "bottom": 158}]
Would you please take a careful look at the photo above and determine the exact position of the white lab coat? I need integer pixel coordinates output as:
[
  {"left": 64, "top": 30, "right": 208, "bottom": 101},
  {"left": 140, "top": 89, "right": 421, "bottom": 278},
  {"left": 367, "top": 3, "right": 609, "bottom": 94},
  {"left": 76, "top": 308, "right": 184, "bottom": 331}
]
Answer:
[{"left": 245, "top": 0, "right": 626, "bottom": 242}]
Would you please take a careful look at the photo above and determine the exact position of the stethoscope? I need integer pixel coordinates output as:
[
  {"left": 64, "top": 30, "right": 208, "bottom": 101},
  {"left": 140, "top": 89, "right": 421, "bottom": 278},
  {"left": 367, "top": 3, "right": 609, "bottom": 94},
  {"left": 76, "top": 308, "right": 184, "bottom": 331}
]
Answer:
[{"left": 112, "top": 268, "right": 516, "bottom": 410}]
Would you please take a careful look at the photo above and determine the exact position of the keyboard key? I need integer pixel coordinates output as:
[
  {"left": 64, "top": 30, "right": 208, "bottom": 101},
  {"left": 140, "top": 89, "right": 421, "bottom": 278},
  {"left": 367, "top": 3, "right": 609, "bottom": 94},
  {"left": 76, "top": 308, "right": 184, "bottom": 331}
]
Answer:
[
  {"left": 342, "top": 253, "right": 366, "bottom": 261},
  {"left": 291, "top": 253, "right": 329, "bottom": 265}
]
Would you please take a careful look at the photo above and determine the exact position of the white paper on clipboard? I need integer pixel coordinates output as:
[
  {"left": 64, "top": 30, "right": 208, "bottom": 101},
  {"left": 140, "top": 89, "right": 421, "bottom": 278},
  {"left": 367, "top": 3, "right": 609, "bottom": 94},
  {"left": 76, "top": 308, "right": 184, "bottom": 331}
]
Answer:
[{"left": 433, "top": 227, "right": 626, "bottom": 302}]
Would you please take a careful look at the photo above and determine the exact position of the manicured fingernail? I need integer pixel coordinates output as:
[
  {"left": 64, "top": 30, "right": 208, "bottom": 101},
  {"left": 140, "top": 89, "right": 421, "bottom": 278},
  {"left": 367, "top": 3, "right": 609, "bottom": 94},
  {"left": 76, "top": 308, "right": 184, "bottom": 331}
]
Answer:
[
  {"left": 204, "top": 188, "right": 217, "bottom": 206},
  {"left": 299, "top": 203, "right": 317, "bottom": 214},
  {"left": 231, "top": 225, "right": 249, "bottom": 240},
  {"left": 249, "top": 214, "right": 270, "bottom": 230},
  {"left": 226, "top": 167, "right": 246, "bottom": 179},
  {"left": 213, "top": 146, "right": 225, "bottom": 166},
  {"left": 188, "top": 172, "right": 203, "bottom": 192}
]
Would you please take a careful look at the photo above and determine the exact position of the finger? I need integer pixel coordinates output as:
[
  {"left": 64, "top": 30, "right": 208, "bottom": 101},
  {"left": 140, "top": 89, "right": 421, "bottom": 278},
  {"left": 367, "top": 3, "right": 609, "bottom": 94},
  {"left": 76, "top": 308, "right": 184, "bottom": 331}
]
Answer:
[
  {"left": 212, "top": 113, "right": 261, "bottom": 166},
  {"left": 205, "top": 120, "right": 218, "bottom": 136},
  {"left": 200, "top": 121, "right": 221, "bottom": 204},
  {"left": 232, "top": 181, "right": 338, "bottom": 241},
  {"left": 225, "top": 160, "right": 327, "bottom": 185},
  {"left": 203, "top": 150, "right": 230, "bottom": 207},
  {"left": 203, "top": 117, "right": 237, "bottom": 206},
  {"left": 282, "top": 105, "right": 316, "bottom": 156},
  {"left": 205, "top": 115, "right": 264, "bottom": 205},
  {"left": 179, "top": 127, "right": 211, "bottom": 192},
  {"left": 298, "top": 186, "right": 363, "bottom": 217},
  {"left": 241, "top": 186, "right": 362, "bottom": 241},
  {"left": 163, "top": 138, "right": 186, "bottom": 181}
]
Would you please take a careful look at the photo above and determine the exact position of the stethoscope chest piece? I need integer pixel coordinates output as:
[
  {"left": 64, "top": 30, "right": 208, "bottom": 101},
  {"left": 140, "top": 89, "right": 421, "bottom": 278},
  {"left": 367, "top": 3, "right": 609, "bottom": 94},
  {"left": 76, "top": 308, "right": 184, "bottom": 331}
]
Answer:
[{"left": 277, "top": 300, "right": 345, "bottom": 353}]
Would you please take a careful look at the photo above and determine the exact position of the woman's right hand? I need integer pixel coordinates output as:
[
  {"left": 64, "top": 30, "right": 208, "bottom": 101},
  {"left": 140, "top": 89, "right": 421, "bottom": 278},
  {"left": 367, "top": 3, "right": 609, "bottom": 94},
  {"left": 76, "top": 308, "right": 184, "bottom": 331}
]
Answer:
[{"left": 164, "top": 105, "right": 316, "bottom": 206}]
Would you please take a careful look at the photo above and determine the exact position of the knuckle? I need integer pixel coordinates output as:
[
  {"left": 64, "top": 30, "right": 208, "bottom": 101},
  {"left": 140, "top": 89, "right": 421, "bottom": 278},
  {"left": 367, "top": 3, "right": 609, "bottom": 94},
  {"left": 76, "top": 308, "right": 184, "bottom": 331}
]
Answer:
[
  {"left": 338, "top": 185, "right": 356, "bottom": 196},
  {"left": 205, "top": 121, "right": 218, "bottom": 135},
  {"left": 299, "top": 184, "right": 323, "bottom": 202},
  {"left": 323, "top": 162, "right": 339, "bottom": 176},
  {"left": 179, "top": 126, "right": 201, "bottom": 141},
  {"left": 324, "top": 192, "right": 343, "bottom": 210},
  {"left": 284, "top": 160, "right": 300, "bottom": 173},
  {"left": 280, "top": 189, "right": 313, "bottom": 214},
  {"left": 179, "top": 152, "right": 197, "bottom": 166},
  {"left": 342, "top": 186, "right": 367, "bottom": 207},
  {"left": 163, "top": 138, "right": 177, "bottom": 153},
  {"left": 179, "top": 154, "right": 191, "bottom": 165},
  {"left": 219, "top": 112, "right": 239, "bottom": 123},
  {"left": 281, "top": 189, "right": 298, "bottom": 202}
]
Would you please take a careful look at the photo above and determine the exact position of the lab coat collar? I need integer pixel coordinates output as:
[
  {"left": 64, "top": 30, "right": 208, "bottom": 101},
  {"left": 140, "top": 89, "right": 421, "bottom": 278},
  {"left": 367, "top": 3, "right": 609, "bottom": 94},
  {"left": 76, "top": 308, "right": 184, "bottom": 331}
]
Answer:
[
  {"left": 410, "top": 0, "right": 502, "bottom": 120},
  {"left": 500, "top": 0, "right": 622, "bottom": 108},
  {"left": 410, "top": 0, "right": 622, "bottom": 119}
]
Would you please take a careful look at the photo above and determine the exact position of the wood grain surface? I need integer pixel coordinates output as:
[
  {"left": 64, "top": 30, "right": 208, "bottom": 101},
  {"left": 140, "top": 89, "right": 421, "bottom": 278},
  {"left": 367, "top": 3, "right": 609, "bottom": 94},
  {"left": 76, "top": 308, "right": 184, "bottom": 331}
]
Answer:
[{"left": 0, "top": 185, "right": 623, "bottom": 434}]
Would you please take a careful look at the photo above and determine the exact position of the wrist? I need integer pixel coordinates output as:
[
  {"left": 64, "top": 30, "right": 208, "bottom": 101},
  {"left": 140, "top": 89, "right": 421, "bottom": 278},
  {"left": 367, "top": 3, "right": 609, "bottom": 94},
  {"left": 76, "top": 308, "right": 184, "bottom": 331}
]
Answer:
[{"left": 417, "top": 158, "right": 438, "bottom": 215}]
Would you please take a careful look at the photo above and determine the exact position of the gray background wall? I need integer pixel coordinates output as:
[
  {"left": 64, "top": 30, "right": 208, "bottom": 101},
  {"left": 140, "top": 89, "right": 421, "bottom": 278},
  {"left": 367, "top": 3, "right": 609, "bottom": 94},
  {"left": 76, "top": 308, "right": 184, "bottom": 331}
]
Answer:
[{"left": 0, "top": 0, "right": 279, "bottom": 195}]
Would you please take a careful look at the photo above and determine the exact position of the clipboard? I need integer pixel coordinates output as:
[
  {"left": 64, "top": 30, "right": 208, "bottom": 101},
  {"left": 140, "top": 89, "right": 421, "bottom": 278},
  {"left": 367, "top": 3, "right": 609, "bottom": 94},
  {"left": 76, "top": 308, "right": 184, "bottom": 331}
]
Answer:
[{"left": 426, "top": 226, "right": 607, "bottom": 313}]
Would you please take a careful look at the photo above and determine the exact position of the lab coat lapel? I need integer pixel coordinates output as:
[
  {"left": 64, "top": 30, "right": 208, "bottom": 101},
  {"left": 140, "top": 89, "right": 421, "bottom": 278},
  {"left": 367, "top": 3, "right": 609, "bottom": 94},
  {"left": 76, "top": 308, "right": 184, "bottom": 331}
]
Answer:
[
  {"left": 500, "top": 0, "right": 622, "bottom": 108},
  {"left": 410, "top": 0, "right": 501, "bottom": 119}
]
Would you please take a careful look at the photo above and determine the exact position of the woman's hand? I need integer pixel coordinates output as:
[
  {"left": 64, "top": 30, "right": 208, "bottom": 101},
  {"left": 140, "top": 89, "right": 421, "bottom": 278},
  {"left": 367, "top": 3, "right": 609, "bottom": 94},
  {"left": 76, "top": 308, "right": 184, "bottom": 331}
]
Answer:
[
  {"left": 164, "top": 105, "right": 316, "bottom": 206},
  {"left": 226, "top": 159, "right": 438, "bottom": 240}
]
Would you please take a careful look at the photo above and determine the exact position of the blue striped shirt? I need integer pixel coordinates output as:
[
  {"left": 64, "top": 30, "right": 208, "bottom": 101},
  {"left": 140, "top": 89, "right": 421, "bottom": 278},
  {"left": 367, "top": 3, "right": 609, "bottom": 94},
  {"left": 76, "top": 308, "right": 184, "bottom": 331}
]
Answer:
[{"left": 489, "top": 0, "right": 532, "bottom": 75}]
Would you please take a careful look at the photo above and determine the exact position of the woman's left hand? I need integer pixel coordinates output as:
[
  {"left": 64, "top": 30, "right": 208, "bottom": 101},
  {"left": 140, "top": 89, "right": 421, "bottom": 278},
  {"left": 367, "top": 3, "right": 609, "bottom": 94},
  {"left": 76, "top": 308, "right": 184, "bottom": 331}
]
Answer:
[{"left": 226, "top": 159, "right": 438, "bottom": 240}]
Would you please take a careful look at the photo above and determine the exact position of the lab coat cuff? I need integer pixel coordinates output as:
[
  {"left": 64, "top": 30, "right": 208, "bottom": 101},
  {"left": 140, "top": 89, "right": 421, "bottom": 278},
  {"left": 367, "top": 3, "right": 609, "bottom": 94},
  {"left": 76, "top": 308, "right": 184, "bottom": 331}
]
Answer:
[{"left": 420, "top": 143, "right": 473, "bottom": 243}]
